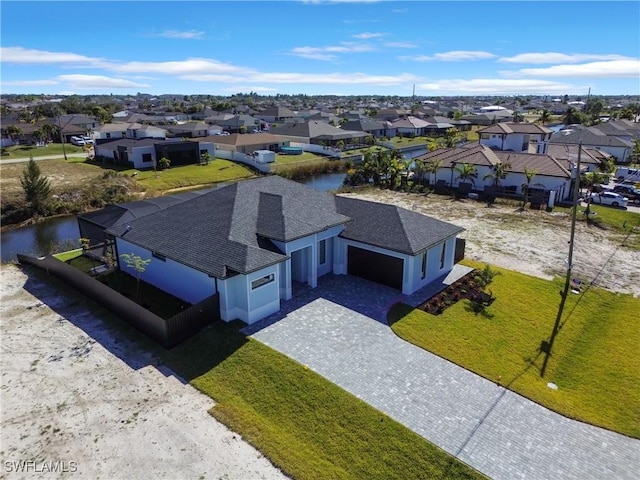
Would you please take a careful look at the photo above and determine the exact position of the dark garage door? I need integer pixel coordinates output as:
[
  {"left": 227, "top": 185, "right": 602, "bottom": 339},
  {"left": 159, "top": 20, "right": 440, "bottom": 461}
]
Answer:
[{"left": 347, "top": 246, "right": 403, "bottom": 291}]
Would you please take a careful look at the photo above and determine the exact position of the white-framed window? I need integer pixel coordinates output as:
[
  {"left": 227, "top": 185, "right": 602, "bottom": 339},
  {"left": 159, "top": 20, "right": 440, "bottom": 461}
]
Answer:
[
  {"left": 319, "top": 239, "right": 327, "bottom": 265},
  {"left": 421, "top": 252, "right": 427, "bottom": 279},
  {"left": 251, "top": 273, "right": 275, "bottom": 290}
]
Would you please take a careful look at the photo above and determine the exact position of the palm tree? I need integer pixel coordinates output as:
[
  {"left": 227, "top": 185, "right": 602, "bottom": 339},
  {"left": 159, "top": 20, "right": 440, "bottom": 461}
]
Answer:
[
  {"left": 563, "top": 107, "right": 582, "bottom": 126},
  {"left": 520, "top": 167, "right": 537, "bottom": 210},
  {"left": 483, "top": 161, "right": 512, "bottom": 189},
  {"left": 454, "top": 162, "right": 478, "bottom": 186},
  {"left": 538, "top": 109, "right": 552, "bottom": 126},
  {"left": 424, "top": 159, "right": 442, "bottom": 186},
  {"left": 5, "top": 125, "right": 22, "bottom": 144},
  {"left": 443, "top": 127, "right": 459, "bottom": 148}
]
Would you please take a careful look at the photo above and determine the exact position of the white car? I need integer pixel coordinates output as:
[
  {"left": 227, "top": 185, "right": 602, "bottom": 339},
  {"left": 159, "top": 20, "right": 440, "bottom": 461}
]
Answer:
[{"left": 588, "top": 191, "right": 628, "bottom": 208}]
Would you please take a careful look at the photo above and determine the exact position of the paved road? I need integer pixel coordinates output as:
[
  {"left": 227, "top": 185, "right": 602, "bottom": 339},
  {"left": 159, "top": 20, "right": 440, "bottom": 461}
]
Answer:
[
  {"left": 251, "top": 276, "right": 639, "bottom": 480},
  {"left": 0, "top": 153, "right": 87, "bottom": 164}
]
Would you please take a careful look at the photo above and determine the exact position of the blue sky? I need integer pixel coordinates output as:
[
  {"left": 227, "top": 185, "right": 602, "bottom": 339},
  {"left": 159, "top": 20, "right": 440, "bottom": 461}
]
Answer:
[{"left": 1, "top": 1, "right": 639, "bottom": 97}]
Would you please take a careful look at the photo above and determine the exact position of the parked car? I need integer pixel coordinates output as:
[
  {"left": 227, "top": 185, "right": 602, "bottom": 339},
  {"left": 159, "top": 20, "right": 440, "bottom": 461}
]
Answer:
[
  {"left": 587, "top": 191, "right": 629, "bottom": 208},
  {"left": 70, "top": 136, "right": 85, "bottom": 146},
  {"left": 612, "top": 184, "right": 640, "bottom": 204}
]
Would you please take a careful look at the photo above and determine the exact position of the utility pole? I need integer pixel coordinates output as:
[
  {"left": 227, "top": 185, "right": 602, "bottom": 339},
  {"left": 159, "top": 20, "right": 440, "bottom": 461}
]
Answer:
[
  {"left": 56, "top": 107, "right": 68, "bottom": 161},
  {"left": 541, "top": 141, "right": 582, "bottom": 377}
]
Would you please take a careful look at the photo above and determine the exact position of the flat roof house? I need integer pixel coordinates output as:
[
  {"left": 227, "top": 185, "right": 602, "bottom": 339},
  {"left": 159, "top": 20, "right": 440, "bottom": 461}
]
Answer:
[{"left": 106, "top": 176, "right": 464, "bottom": 325}]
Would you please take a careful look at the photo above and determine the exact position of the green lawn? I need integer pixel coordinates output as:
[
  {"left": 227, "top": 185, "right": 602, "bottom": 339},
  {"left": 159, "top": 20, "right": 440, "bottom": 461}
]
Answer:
[
  {"left": 274, "top": 151, "right": 331, "bottom": 165},
  {"left": 161, "top": 321, "right": 484, "bottom": 480},
  {"left": 389, "top": 260, "right": 640, "bottom": 438},
  {"left": 388, "top": 137, "right": 430, "bottom": 148},
  {"left": 555, "top": 204, "right": 640, "bottom": 250},
  {"left": 1, "top": 143, "right": 85, "bottom": 159},
  {"left": 121, "top": 159, "right": 255, "bottom": 193}
]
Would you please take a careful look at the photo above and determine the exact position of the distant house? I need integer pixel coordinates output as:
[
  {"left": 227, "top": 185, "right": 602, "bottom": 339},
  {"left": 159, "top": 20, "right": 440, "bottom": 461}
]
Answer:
[
  {"left": 548, "top": 123, "right": 636, "bottom": 163},
  {"left": 478, "top": 122, "right": 553, "bottom": 154},
  {"left": 105, "top": 176, "right": 465, "bottom": 325},
  {"left": 389, "top": 116, "right": 430, "bottom": 137},
  {"left": 269, "top": 120, "right": 368, "bottom": 147},
  {"left": 94, "top": 138, "right": 214, "bottom": 169},
  {"left": 341, "top": 118, "right": 387, "bottom": 138},
  {"left": 166, "top": 122, "right": 222, "bottom": 138},
  {"left": 256, "top": 106, "right": 297, "bottom": 124}
]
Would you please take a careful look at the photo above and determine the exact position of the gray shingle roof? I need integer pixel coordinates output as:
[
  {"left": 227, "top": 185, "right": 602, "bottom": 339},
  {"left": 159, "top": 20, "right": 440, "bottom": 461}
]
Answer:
[
  {"left": 107, "top": 176, "right": 350, "bottom": 278},
  {"left": 107, "top": 176, "right": 464, "bottom": 278},
  {"left": 334, "top": 196, "right": 464, "bottom": 255}
]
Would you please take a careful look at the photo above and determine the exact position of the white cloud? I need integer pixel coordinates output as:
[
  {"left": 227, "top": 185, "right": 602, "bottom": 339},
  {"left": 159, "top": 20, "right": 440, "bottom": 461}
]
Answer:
[
  {"left": 109, "top": 57, "right": 252, "bottom": 75},
  {"left": 0, "top": 47, "right": 105, "bottom": 65},
  {"left": 352, "top": 32, "right": 385, "bottom": 39},
  {"left": 289, "top": 42, "right": 375, "bottom": 60},
  {"left": 154, "top": 30, "right": 206, "bottom": 40},
  {"left": 2, "top": 79, "right": 59, "bottom": 86},
  {"left": 400, "top": 51, "right": 497, "bottom": 62},
  {"left": 384, "top": 41, "right": 418, "bottom": 49},
  {"left": 56, "top": 75, "right": 150, "bottom": 89},
  {"left": 504, "top": 60, "right": 640, "bottom": 79},
  {"left": 499, "top": 52, "right": 630, "bottom": 64},
  {"left": 417, "top": 78, "right": 576, "bottom": 94},
  {"left": 392, "top": 8, "right": 408, "bottom": 13}
]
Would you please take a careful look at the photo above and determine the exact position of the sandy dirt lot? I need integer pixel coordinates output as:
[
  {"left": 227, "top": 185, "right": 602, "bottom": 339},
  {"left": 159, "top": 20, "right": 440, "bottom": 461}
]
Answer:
[
  {"left": 345, "top": 190, "right": 640, "bottom": 297},
  {"left": 0, "top": 265, "right": 287, "bottom": 480}
]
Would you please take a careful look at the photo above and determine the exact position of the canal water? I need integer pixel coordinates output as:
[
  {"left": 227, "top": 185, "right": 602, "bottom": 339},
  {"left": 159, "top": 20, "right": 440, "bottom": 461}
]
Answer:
[{"left": 0, "top": 173, "right": 347, "bottom": 263}]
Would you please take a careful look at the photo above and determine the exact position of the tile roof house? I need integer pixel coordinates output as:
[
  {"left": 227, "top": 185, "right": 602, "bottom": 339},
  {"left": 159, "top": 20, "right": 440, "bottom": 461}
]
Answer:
[
  {"left": 106, "top": 176, "right": 464, "bottom": 325},
  {"left": 416, "top": 144, "right": 572, "bottom": 201},
  {"left": 478, "top": 122, "right": 553, "bottom": 154}
]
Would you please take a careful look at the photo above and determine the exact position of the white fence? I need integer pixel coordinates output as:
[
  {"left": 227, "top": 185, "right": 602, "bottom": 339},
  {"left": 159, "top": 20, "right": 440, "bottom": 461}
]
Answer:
[
  {"left": 215, "top": 149, "right": 272, "bottom": 174},
  {"left": 289, "top": 142, "right": 341, "bottom": 158}
]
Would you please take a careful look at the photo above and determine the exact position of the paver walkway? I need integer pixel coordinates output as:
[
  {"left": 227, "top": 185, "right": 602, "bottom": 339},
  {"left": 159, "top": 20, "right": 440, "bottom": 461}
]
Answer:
[{"left": 251, "top": 276, "right": 639, "bottom": 480}]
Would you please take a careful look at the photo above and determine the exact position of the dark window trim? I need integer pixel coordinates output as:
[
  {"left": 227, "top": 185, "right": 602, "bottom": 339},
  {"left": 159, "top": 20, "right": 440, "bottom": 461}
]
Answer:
[{"left": 251, "top": 273, "right": 275, "bottom": 290}]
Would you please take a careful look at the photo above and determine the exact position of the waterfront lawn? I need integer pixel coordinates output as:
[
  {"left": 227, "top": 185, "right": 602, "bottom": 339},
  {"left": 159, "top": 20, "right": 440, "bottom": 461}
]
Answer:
[
  {"left": 389, "top": 260, "right": 640, "bottom": 438},
  {"left": 388, "top": 136, "right": 430, "bottom": 148},
  {"left": 123, "top": 159, "right": 255, "bottom": 193},
  {"left": 274, "top": 151, "right": 330, "bottom": 165},
  {"left": 162, "top": 321, "right": 484, "bottom": 480}
]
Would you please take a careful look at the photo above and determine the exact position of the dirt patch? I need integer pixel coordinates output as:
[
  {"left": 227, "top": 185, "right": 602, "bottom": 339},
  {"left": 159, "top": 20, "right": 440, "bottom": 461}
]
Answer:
[
  {"left": 342, "top": 190, "right": 640, "bottom": 297},
  {"left": 0, "top": 265, "right": 288, "bottom": 479}
]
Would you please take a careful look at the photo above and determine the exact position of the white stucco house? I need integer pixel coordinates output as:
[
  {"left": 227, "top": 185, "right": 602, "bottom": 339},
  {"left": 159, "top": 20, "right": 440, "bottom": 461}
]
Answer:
[
  {"left": 94, "top": 138, "right": 214, "bottom": 169},
  {"left": 106, "top": 176, "right": 465, "bottom": 325},
  {"left": 417, "top": 144, "right": 572, "bottom": 201},
  {"left": 478, "top": 122, "right": 553, "bottom": 154}
]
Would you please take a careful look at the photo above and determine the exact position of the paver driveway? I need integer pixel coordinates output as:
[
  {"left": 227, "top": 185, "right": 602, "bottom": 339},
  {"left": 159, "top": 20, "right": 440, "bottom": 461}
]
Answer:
[{"left": 251, "top": 277, "right": 639, "bottom": 480}]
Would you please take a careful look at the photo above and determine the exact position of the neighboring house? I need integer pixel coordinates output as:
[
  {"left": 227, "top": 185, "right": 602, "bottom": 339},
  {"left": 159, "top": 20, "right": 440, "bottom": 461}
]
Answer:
[
  {"left": 207, "top": 133, "right": 292, "bottom": 154},
  {"left": 166, "top": 122, "right": 221, "bottom": 138},
  {"left": 94, "top": 138, "right": 214, "bottom": 169},
  {"left": 105, "top": 176, "right": 464, "bottom": 325},
  {"left": 212, "top": 114, "right": 262, "bottom": 133},
  {"left": 546, "top": 144, "right": 608, "bottom": 173},
  {"left": 269, "top": 120, "right": 368, "bottom": 147},
  {"left": 478, "top": 122, "right": 553, "bottom": 154},
  {"left": 58, "top": 114, "right": 100, "bottom": 140},
  {"left": 417, "top": 144, "right": 572, "bottom": 200},
  {"left": 94, "top": 122, "right": 168, "bottom": 143},
  {"left": 424, "top": 116, "right": 472, "bottom": 133},
  {"left": 548, "top": 127, "right": 634, "bottom": 163},
  {"left": 341, "top": 118, "right": 387, "bottom": 138},
  {"left": 256, "top": 106, "right": 297, "bottom": 124},
  {"left": 460, "top": 110, "right": 514, "bottom": 126},
  {"left": 111, "top": 112, "right": 159, "bottom": 125},
  {"left": 390, "top": 116, "right": 430, "bottom": 137}
]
